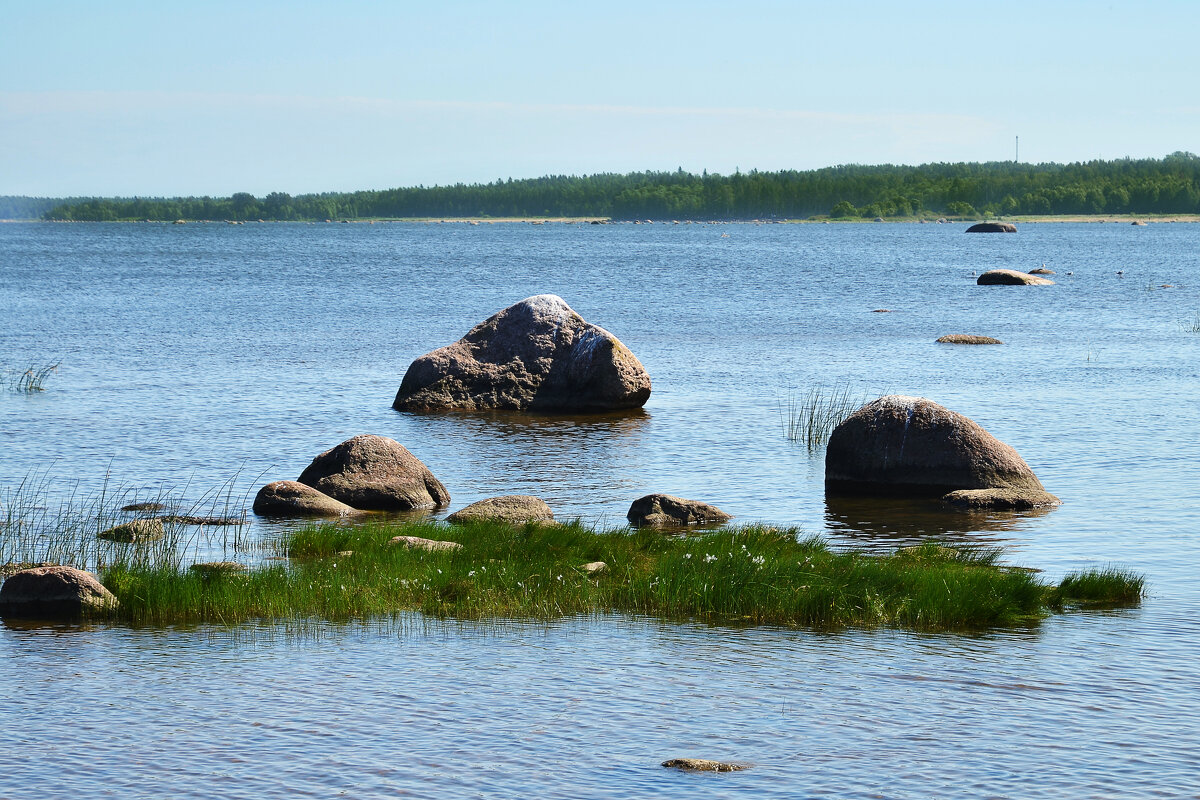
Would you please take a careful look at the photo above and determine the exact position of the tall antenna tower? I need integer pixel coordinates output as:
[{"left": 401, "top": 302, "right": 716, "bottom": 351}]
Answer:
[{"left": 1015, "top": 136, "right": 1019, "bottom": 163}]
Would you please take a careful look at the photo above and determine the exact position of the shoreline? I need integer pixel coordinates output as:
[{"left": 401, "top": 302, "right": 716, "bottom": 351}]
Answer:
[{"left": 6, "top": 214, "right": 1200, "bottom": 224}]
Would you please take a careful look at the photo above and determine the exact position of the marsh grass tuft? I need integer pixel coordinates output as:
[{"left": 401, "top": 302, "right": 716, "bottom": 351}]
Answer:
[
  {"left": 1182, "top": 313, "right": 1200, "bottom": 333},
  {"left": 91, "top": 520, "right": 1144, "bottom": 631},
  {"left": 1046, "top": 567, "right": 1145, "bottom": 608},
  {"left": 5, "top": 361, "right": 60, "bottom": 393},
  {"left": 781, "top": 383, "right": 872, "bottom": 451}
]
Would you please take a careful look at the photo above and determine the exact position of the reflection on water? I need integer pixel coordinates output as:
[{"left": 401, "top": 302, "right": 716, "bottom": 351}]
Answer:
[{"left": 823, "top": 493, "right": 1056, "bottom": 547}]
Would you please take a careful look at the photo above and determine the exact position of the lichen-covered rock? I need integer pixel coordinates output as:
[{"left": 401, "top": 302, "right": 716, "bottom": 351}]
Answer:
[
  {"left": 253, "top": 480, "right": 363, "bottom": 517},
  {"left": 966, "top": 222, "right": 1017, "bottom": 233},
  {"left": 661, "top": 758, "right": 749, "bottom": 772},
  {"left": 446, "top": 495, "right": 554, "bottom": 525},
  {"left": 98, "top": 519, "right": 164, "bottom": 542},
  {"left": 627, "top": 494, "right": 732, "bottom": 527},
  {"left": 0, "top": 566, "right": 117, "bottom": 618},
  {"left": 298, "top": 435, "right": 449, "bottom": 511},
  {"left": 393, "top": 294, "right": 651, "bottom": 412},
  {"left": 977, "top": 269, "right": 1054, "bottom": 286},
  {"left": 936, "top": 334, "right": 1004, "bottom": 345},
  {"left": 941, "top": 488, "right": 1061, "bottom": 510},
  {"left": 825, "top": 396, "right": 1047, "bottom": 496},
  {"left": 388, "top": 535, "right": 463, "bottom": 552}
]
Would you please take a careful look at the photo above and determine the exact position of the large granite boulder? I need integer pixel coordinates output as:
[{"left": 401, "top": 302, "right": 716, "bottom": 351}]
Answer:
[
  {"left": 446, "top": 495, "right": 555, "bottom": 525},
  {"left": 825, "top": 396, "right": 1047, "bottom": 496},
  {"left": 393, "top": 295, "right": 651, "bottom": 412},
  {"left": 298, "top": 435, "right": 450, "bottom": 511},
  {"left": 966, "top": 222, "right": 1017, "bottom": 233},
  {"left": 0, "top": 566, "right": 117, "bottom": 618},
  {"left": 977, "top": 269, "right": 1054, "bottom": 286},
  {"left": 253, "top": 480, "right": 363, "bottom": 517},
  {"left": 627, "top": 494, "right": 732, "bottom": 527}
]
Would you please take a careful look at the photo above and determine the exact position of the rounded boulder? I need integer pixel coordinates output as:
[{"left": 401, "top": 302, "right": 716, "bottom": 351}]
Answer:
[
  {"left": 966, "top": 222, "right": 1017, "bottom": 233},
  {"left": 0, "top": 566, "right": 117, "bottom": 618},
  {"left": 253, "top": 480, "right": 363, "bottom": 517},
  {"left": 298, "top": 435, "right": 450, "bottom": 511},
  {"left": 825, "top": 396, "right": 1047, "bottom": 496},
  {"left": 393, "top": 294, "right": 651, "bottom": 412}
]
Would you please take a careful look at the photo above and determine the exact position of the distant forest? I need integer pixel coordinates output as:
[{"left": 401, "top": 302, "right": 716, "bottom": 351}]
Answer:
[{"left": 10, "top": 153, "right": 1200, "bottom": 222}]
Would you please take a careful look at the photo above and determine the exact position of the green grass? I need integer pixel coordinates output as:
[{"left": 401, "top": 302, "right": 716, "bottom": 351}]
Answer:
[
  {"left": 94, "top": 520, "right": 1144, "bottom": 631},
  {"left": 781, "top": 383, "right": 872, "bottom": 451},
  {"left": 1046, "top": 567, "right": 1145, "bottom": 608}
]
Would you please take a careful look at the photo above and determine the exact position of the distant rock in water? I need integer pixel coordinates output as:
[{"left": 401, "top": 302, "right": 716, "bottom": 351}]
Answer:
[
  {"left": 966, "top": 222, "right": 1017, "bottom": 233},
  {"left": 936, "top": 334, "right": 1003, "bottom": 345},
  {"left": 393, "top": 294, "right": 651, "bottom": 412},
  {"left": 977, "top": 269, "right": 1054, "bottom": 286},
  {"left": 662, "top": 758, "right": 750, "bottom": 772},
  {"left": 1028, "top": 267, "right": 1055, "bottom": 275},
  {"left": 627, "top": 494, "right": 732, "bottom": 527},
  {"left": 98, "top": 519, "right": 164, "bottom": 543},
  {"left": 825, "top": 396, "right": 1048, "bottom": 496},
  {"left": 298, "top": 435, "right": 449, "bottom": 511}
]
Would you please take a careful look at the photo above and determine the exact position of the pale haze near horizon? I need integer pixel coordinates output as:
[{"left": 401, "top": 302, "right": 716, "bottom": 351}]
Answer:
[{"left": 2, "top": 0, "right": 1197, "bottom": 197}]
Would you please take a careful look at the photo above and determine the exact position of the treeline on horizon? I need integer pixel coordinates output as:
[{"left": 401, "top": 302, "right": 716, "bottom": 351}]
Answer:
[{"left": 19, "top": 152, "right": 1200, "bottom": 222}]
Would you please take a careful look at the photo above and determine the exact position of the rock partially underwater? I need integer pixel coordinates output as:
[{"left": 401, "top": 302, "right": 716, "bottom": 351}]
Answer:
[
  {"left": 825, "top": 396, "right": 1050, "bottom": 500},
  {"left": 0, "top": 566, "right": 118, "bottom": 618},
  {"left": 393, "top": 294, "right": 651, "bottom": 412}
]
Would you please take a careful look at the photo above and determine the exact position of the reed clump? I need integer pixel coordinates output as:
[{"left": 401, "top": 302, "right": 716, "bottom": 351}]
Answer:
[
  {"left": 94, "top": 521, "right": 1144, "bottom": 631},
  {"left": 781, "top": 383, "right": 872, "bottom": 451},
  {"left": 4, "top": 361, "right": 59, "bottom": 392}
]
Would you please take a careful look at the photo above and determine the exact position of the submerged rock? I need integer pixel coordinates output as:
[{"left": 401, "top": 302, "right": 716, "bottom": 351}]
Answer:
[
  {"left": 0, "top": 566, "right": 117, "bottom": 618},
  {"left": 977, "top": 269, "right": 1054, "bottom": 286},
  {"left": 1028, "top": 267, "right": 1055, "bottom": 275},
  {"left": 98, "top": 519, "right": 164, "bottom": 542},
  {"left": 298, "top": 435, "right": 449, "bottom": 511},
  {"left": 627, "top": 494, "right": 732, "bottom": 527},
  {"left": 661, "top": 758, "right": 750, "bottom": 772},
  {"left": 253, "top": 480, "right": 363, "bottom": 517},
  {"left": 941, "top": 487, "right": 1061, "bottom": 510},
  {"left": 825, "top": 396, "right": 1047, "bottom": 496},
  {"left": 388, "top": 535, "right": 463, "bottom": 552},
  {"left": 966, "top": 222, "right": 1017, "bottom": 233},
  {"left": 936, "top": 334, "right": 1003, "bottom": 345},
  {"left": 446, "top": 495, "right": 554, "bottom": 525},
  {"left": 393, "top": 294, "right": 651, "bottom": 412}
]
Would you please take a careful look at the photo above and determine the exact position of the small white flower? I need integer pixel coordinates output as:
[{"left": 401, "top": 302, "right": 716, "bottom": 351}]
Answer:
[
  {"left": 704, "top": 554, "right": 718, "bottom": 563},
  {"left": 684, "top": 553, "right": 692, "bottom": 559},
  {"left": 437, "top": 569, "right": 442, "bottom": 574},
  {"left": 468, "top": 570, "right": 476, "bottom": 577},
  {"left": 752, "top": 555, "right": 765, "bottom": 565}
]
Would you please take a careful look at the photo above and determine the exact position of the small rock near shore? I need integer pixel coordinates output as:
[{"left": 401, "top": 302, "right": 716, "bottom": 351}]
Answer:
[
  {"left": 627, "top": 494, "right": 732, "bottom": 527},
  {"left": 253, "top": 480, "right": 363, "bottom": 517},
  {"left": 446, "top": 495, "right": 555, "bottom": 525},
  {"left": 388, "top": 535, "right": 463, "bottom": 552},
  {"left": 0, "top": 566, "right": 118, "bottom": 618}
]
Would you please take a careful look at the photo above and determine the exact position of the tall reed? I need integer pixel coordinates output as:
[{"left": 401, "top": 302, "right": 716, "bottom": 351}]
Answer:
[
  {"left": 781, "top": 383, "right": 871, "bottom": 450},
  {"left": 4, "top": 361, "right": 59, "bottom": 392}
]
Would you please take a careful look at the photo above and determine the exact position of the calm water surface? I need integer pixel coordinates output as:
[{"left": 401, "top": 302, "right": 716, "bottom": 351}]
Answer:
[{"left": 1, "top": 221, "right": 1198, "bottom": 798}]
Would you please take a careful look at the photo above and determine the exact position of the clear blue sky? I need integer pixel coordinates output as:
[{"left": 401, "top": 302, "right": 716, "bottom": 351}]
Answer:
[{"left": 2, "top": 0, "right": 1197, "bottom": 196}]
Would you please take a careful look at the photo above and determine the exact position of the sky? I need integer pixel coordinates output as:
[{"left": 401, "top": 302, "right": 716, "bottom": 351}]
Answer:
[{"left": 2, "top": 0, "right": 1198, "bottom": 197}]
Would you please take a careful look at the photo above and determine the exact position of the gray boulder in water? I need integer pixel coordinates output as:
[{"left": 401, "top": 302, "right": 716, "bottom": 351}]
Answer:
[
  {"left": 825, "top": 396, "right": 1047, "bottom": 496},
  {"left": 627, "top": 494, "right": 732, "bottom": 527},
  {"left": 298, "top": 435, "right": 450, "bottom": 511},
  {"left": 393, "top": 295, "right": 651, "bottom": 412}
]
